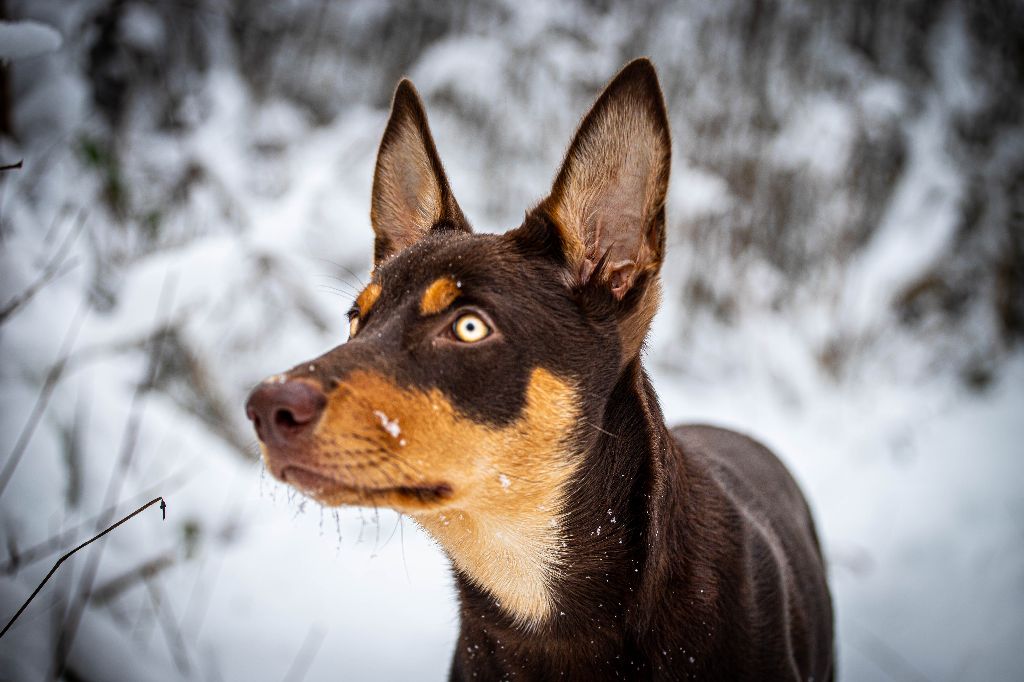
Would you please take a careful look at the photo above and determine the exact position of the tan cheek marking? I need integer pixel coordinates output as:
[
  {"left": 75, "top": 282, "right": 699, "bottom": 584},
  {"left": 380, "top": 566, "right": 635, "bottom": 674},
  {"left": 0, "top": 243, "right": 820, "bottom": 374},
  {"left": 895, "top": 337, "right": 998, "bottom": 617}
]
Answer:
[
  {"left": 308, "top": 367, "right": 581, "bottom": 627},
  {"left": 355, "top": 283, "right": 382, "bottom": 317},
  {"left": 419, "top": 276, "right": 460, "bottom": 315}
]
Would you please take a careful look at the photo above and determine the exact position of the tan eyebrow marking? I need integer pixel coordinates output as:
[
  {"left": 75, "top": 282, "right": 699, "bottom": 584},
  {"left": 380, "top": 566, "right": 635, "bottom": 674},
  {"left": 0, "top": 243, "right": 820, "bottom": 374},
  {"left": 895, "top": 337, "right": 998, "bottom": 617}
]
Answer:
[
  {"left": 356, "top": 283, "right": 382, "bottom": 317},
  {"left": 420, "top": 276, "right": 460, "bottom": 316}
]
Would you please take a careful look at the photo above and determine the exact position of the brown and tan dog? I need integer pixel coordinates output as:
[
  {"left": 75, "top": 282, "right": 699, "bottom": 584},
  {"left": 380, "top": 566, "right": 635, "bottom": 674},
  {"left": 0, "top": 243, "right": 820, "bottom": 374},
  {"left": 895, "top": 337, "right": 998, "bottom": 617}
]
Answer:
[{"left": 246, "top": 59, "right": 834, "bottom": 681}]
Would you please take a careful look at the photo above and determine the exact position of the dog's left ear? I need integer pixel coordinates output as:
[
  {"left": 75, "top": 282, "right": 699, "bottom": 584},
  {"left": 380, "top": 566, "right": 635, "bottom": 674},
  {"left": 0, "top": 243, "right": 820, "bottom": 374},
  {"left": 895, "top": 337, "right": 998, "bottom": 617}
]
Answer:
[
  {"left": 537, "top": 58, "right": 670, "bottom": 300},
  {"left": 371, "top": 80, "right": 469, "bottom": 267}
]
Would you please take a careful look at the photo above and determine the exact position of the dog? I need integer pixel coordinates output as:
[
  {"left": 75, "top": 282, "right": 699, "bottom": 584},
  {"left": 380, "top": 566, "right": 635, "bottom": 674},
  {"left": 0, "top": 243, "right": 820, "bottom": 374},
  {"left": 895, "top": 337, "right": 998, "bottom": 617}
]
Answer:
[{"left": 245, "top": 58, "right": 834, "bottom": 681}]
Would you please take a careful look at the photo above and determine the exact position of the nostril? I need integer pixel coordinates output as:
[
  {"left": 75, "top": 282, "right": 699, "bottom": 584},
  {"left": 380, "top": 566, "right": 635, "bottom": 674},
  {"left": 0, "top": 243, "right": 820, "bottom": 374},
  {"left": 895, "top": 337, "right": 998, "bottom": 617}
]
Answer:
[
  {"left": 274, "top": 407, "right": 303, "bottom": 430},
  {"left": 245, "top": 378, "right": 326, "bottom": 447}
]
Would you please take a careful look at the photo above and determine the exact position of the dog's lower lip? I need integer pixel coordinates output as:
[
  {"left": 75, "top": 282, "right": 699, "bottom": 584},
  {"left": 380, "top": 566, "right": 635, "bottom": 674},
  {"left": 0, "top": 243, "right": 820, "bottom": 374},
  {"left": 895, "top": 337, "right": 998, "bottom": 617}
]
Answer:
[
  {"left": 280, "top": 466, "right": 451, "bottom": 502},
  {"left": 280, "top": 466, "right": 336, "bottom": 491}
]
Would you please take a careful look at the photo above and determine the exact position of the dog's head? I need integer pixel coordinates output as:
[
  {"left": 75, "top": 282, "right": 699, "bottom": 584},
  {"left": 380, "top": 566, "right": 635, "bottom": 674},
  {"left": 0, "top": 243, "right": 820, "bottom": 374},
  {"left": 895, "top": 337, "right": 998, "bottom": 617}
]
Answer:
[{"left": 246, "top": 58, "right": 670, "bottom": 623}]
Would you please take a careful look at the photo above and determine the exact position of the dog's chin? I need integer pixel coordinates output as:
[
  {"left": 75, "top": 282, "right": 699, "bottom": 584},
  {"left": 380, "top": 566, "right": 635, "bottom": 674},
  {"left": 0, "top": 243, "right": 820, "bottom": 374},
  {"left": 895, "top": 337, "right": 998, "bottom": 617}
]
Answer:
[{"left": 279, "top": 465, "right": 453, "bottom": 510}]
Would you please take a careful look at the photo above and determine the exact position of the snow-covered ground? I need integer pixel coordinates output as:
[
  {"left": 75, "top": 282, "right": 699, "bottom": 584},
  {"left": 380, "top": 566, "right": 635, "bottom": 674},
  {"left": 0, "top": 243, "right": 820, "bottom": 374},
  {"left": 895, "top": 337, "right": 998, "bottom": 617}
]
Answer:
[{"left": 1, "top": 1, "right": 1022, "bottom": 680}]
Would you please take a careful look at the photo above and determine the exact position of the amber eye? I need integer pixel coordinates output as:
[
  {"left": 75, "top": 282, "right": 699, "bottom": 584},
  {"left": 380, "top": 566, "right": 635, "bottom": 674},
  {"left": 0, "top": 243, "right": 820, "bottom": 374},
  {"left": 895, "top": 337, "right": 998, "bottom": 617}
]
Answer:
[
  {"left": 348, "top": 316, "right": 360, "bottom": 339},
  {"left": 452, "top": 313, "right": 490, "bottom": 343}
]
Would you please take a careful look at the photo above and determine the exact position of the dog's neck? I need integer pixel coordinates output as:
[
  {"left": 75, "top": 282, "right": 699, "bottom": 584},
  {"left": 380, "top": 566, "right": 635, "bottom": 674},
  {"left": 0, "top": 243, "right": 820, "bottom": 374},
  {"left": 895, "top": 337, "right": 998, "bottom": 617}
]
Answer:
[
  {"left": 413, "top": 474, "right": 570, "bottom": 626},
  {"left": 432, "top": 360, "right": 685, "bottom": 653}
]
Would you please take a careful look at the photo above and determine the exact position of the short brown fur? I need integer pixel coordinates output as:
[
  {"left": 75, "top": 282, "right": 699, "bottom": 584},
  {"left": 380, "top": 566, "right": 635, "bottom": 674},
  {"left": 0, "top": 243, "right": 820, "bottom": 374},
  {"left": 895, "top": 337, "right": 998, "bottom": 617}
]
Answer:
[
  {"left": 247, "top": 58, "right": 834, "bottom": 682},
  {"left": 263, "top": 367, "right": 580, "bottom": 625}
]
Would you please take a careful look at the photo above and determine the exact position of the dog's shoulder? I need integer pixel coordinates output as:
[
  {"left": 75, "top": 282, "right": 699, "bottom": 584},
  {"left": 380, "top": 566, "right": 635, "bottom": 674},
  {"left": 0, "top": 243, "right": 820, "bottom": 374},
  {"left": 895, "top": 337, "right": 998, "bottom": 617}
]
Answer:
[{"left": 671, "top": 425, "right": 806, "bottom": 512}]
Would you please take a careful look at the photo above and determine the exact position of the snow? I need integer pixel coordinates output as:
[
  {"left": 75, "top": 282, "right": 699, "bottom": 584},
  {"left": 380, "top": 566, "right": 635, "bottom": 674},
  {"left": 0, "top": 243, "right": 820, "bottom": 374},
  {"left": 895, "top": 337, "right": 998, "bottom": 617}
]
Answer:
[
  {"left": 842, "top": 95, "right": 964, "bottom": 335},
  {"left": 373, "top": 411, "right": 401, "bottom": 439},
  {"left": 668, "top": 160, "right": 731, "bottom": 221},
  {"left": 1, "top": 1, "right": 1022, "bottom": 680},
  {"left": 0, "top": 20, "right": 62, "bottom": 61},
  {"left": 772, "top": 95, "right": 855, "bottom": 179},
  {"left": 118, "top": 5, "right": 165, "bottom": 53}
]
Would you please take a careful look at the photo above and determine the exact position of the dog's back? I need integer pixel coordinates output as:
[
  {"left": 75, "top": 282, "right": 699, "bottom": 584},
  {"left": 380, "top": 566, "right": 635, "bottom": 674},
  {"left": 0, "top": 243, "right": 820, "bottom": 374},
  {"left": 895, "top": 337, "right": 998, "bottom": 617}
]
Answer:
[{"left": 667, "top": 425, "right": 834, "bottom": 679}]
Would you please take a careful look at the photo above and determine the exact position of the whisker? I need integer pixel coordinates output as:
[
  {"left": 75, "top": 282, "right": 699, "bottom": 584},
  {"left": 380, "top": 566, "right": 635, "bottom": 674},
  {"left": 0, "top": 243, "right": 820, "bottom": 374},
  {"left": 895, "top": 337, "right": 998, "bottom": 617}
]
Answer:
[
  {"left": 384, "top": 452, "right": 433, "bottom": 485},
  {"left": 310, "top": 257, "right": 367, "bottom": 289},
  {"left": 399, "top": 516, "right": 411, "bottom": 583},
  {"left": 380, "top": 512, "right": 403, "bottom": 550},
  {"left": 343, "top": 412, "right": 436, "bottom": 484},
  {"left": 582, "top": 418, "right": 620, "bottom": 440},
  {"left": 317, "top": 285, "right": 357, "bottom": 299},
  {"left": 372, "top": 506, "right": 381, "bottom": 553}
]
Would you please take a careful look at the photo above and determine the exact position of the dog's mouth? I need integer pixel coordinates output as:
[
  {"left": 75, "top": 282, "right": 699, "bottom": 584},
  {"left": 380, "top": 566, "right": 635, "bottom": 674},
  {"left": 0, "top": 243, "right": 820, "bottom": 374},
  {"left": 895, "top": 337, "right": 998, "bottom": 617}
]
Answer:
[{"left": 280, "top": 466, "right": 453, "bottom": 507}]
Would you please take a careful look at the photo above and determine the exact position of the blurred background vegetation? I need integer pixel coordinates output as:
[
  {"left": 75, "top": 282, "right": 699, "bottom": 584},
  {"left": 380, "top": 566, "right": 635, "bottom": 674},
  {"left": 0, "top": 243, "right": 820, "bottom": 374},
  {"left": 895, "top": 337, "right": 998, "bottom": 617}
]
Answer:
[{"left": 1, "top": 0, "right": 1022, "bottom": 679}]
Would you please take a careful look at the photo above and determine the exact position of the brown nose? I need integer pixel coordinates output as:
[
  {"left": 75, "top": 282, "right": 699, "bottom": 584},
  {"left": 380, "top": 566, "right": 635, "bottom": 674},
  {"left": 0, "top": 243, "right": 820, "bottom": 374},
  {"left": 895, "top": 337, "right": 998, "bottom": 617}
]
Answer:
[{"left": 245, "top": 379, "right": 326, "bottom": 449}]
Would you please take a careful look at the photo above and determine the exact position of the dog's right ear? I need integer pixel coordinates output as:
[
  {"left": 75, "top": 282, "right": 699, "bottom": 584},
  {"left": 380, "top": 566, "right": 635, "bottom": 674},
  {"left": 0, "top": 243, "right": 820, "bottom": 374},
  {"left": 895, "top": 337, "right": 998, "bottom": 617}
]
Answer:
[
  {"left": 531, "top": 58, "right": 670, "bottom": 300},
  {"left": 370, "top": 80, "right": 469, "bottom": 267}
]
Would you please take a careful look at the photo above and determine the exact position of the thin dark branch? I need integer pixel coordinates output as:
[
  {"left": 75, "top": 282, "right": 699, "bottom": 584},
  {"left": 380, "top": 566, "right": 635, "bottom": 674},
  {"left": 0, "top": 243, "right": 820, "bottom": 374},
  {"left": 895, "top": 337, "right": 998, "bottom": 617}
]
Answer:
[
  {"left": 1, "top": 470, "right": 188, "bottom": 575},
  {"left": 0, "top": 160, "right": 22, "bottom": 172},
  {"left": 0, "top": 496, "right": 167, "bottom": 639},
  {"left": 0, "top": 299, "right": 89, "bottom": 500}
]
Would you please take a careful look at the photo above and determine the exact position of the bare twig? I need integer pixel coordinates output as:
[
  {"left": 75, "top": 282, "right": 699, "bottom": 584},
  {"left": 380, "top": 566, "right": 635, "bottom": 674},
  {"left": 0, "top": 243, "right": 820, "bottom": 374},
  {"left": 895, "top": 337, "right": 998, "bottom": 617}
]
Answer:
[
  {"left": 0, "top": 259, "right": 79, "bottom": 324},
  {"left": 154, "top": 326, "right": 258, "bottom": 459},
  {"left": 64, "top": 321, "right": 180, "bottom": 373},
  {"left": 0, "top": 160, "right": 22, "bottom": 172},
  {"left": 0, "top": 496, "right": 167, "bottom": 639},
  {"left": 179, "top": 551, "right": 223, "bottom": 644},
  {"left": 58, "top": 383, "right": 89, "bottom": 511},
  {"left": 2, "top": 521, "right": 19, "bottom": 570},
  {"left": 180, "top": 467, "right": 252, "bottom": 642},
  {"left": 0, "top": 299, "right": 89, "bottom": 500},
  {"left": 59, "top": 317, "right": 257, "bottom": 461},
  {"left": 282, "top": 624, "right": 327, "bottom": 682},
  {"left": 52, "top": 274, "right": 177, "bottom": 676},
  {"left": 1, "top": 470, "right": 187, "bottom": 575},
  {"left": 144, "top": 577, "right": 192, "bottom": 674},
  {"left": 0, "top": 211, "right": 87, "bottom": 325},
  {"left": 90, "top": 553, "right": 175, "bottom": 607}
]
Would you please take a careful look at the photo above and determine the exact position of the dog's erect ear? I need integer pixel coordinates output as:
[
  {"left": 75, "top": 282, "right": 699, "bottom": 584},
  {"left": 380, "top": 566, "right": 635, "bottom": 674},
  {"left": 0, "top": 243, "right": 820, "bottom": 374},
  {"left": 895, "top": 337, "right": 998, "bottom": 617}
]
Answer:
[
  {"left": 538, "top": 58, "right": 670, "bottom": 300},
  {"left": 370, "top": 80, "right": 469, "bottom": 266}
]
